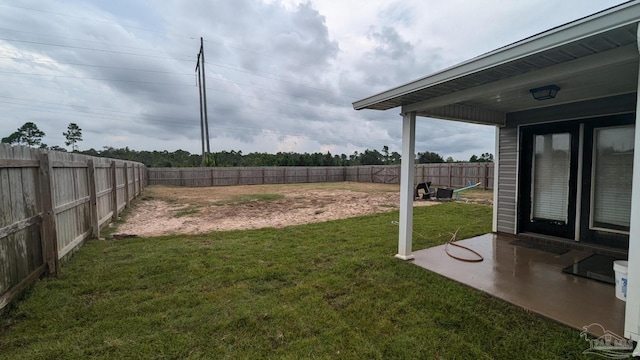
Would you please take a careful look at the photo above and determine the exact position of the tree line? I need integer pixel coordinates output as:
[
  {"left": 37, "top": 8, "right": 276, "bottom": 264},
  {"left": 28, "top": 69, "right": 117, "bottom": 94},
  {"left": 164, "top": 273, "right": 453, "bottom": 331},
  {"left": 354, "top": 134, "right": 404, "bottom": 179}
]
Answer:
[
  {"left": 2, "top": 122, "right": 493, "bottom": 167},
  {"left": 78, "top": 147, "right": 492, "bottom": 168}
]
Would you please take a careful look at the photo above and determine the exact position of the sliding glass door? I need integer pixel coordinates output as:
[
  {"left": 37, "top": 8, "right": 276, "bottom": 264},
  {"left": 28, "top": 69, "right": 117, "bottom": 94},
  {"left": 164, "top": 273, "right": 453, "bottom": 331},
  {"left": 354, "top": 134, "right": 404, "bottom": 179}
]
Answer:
[
  {"left": 518, "top": 114, "right": 634, "bottom": 249},
  {"left": 531, "top": 133, "right": 571, "bottom": 224},
  {"left": 518, "top": 124, "right": 579, "bottom": 239},
  {"left": 579, "top": 115, "right": 635, "bottom": 249}
]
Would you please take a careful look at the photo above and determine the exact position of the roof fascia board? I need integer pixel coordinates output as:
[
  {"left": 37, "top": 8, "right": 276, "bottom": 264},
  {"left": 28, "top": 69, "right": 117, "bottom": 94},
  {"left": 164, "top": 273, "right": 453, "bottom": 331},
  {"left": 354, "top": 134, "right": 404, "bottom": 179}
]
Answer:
[
  {"left": 353, "top": 2, "right": 640, "bottom": 111},
  {"left": 401, "top": 44, "right": 638, "bottom": 113}
]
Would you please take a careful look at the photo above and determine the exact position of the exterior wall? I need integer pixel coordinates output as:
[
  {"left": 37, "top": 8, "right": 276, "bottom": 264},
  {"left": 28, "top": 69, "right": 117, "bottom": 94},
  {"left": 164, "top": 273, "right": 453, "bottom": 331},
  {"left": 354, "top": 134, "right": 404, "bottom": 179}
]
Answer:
[
  {"left": 496, "top": 127, "right": 518, "bottom": 234},
  {"left": 496, "top": 94, "right": 636, "bottom": 236}
]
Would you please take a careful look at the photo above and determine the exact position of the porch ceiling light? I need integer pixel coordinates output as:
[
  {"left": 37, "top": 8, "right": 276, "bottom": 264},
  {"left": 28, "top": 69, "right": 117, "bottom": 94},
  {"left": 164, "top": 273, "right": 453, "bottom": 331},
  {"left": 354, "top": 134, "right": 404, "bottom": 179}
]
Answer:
[{"left": 529, "top": 85, "right": 560, "bottom": 100}]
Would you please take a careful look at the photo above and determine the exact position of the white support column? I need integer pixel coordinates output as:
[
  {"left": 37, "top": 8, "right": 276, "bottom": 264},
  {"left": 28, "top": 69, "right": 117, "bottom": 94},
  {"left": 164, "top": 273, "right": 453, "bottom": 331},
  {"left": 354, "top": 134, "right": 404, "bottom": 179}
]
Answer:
[
  {"left": 625, "top": 94, "right": 640, "bottom": 340},
  {"left": 624, "top": 24, "right": 640, "bottom": 343},
  {"left": 396, "top": 112, "right": 416, "bottom": 260},
  {"left": 492, "top": 126, "right": 499, "bottom": 233}
]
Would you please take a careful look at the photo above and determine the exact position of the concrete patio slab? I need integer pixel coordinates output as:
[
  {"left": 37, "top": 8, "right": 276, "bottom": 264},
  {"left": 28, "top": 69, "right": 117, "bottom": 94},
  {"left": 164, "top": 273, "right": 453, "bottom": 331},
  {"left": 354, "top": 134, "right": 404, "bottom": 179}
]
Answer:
[{"left": 412, "top": 234, "right": 625, "bottom": 337}]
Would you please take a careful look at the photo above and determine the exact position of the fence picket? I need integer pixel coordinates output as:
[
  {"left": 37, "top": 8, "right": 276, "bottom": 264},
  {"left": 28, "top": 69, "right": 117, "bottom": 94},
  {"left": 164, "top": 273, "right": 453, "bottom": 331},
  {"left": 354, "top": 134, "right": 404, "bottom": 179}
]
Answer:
[
  {"left": 0, "top": 144, "right": 145, "bottom": 310},
  {"left": 148, "top": 164, "right": 494, "bottom": 189}
]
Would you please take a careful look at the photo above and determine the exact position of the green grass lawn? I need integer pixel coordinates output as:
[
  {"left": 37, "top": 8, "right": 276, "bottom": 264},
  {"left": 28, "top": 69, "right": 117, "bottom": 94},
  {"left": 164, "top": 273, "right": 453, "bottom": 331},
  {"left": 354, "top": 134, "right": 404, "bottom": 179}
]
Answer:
[{"left": 0, "top": 203, "right": 592, "bottom": 359}]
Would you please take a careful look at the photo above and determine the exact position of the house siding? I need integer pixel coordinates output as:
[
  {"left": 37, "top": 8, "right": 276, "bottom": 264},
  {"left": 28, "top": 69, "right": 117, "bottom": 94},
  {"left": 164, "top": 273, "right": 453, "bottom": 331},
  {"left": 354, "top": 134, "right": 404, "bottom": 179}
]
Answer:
[
  {"left": 496, "top": 127, "right": 518, "bottom": 234},
  {"left": 496, "top": 95, "right": 636, "bottom": 235}
]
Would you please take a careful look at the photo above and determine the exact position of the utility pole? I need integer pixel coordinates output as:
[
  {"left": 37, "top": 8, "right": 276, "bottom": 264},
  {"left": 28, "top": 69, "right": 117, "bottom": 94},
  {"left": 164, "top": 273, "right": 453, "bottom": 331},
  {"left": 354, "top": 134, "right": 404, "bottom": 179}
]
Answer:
[
  {"left": 195, "top": 53, "right": 205, "bottom": 165},
  {"left": 196, "top": 37, "right": 212, "bottom": 165}
]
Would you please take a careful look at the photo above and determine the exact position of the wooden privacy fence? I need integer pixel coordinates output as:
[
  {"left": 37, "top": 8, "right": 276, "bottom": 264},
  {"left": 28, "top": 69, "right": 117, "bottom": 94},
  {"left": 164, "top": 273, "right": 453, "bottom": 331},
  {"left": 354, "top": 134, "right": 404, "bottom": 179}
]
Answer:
[
  {"left": 0, "top": 144, "right": 146, "bottom": 310},
  {"left": 148, "top": 163, "right": 494, "bottom": 189}
]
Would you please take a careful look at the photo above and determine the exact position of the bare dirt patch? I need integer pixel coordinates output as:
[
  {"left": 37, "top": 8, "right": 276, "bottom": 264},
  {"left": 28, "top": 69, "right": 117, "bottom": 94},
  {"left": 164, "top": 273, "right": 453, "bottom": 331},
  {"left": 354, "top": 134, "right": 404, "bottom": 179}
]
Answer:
[{"left": 114, "top": 183, "right": 492, "bottom": 237}]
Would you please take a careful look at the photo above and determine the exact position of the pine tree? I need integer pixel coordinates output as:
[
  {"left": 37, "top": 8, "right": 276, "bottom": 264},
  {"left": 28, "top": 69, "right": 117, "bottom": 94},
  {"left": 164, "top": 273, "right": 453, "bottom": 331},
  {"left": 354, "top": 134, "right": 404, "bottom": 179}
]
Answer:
[
  {"left": 63, "top": 123, "right": 83, "bottom": 151},
  {"left": 1, "top": 122, "right": 45, "bottom": 147}
]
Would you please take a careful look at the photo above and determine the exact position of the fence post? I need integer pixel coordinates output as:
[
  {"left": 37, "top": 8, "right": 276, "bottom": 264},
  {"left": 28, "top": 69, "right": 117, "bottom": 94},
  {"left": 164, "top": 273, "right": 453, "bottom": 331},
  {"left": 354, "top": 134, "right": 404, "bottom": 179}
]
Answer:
[
  {"left": 38, "top": 153, "right": 59, "bottom": 275},
  {"left": 124, "top": 164, "right": 130, "bottom": 208},
  {"left": 137, "top": 165, "right": 142, "bottom": 195},
  {"left": 111, "top": 161, "right": 118, "bottom": 220},
  {"left": 133, "top": 165, "right": 137, "bottom": 194},
  {"left": 448, "top": 163, "right": 453, "bottom": 188},
  {"left": 484, "top": 163, "right": 489, "bottom": 190},
  {"left": 132, "top": 165, "right": 137, "bottom": 194},
  {"left": 87, "top": 159, "right": 100, "bottom": 239}
]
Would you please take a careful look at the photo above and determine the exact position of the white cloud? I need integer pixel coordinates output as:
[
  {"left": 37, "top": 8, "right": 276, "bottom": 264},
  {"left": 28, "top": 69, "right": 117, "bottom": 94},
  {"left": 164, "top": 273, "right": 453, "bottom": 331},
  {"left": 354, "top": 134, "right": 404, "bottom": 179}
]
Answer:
[{"left": 0, "top": 0, "right": 627, "bottom": 161}]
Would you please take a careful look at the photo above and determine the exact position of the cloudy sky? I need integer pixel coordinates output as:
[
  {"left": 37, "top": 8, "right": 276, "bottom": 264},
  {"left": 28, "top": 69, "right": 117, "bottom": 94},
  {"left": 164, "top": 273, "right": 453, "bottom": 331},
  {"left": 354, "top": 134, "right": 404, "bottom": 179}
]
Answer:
[{"left": 0, "top": 0, "right": 628, "bottom": 160}]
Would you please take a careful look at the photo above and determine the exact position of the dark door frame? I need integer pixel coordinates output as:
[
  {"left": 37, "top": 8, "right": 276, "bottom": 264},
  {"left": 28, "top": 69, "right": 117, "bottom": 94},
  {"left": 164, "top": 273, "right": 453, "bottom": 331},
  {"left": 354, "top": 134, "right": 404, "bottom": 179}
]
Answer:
[
  {"left": 579, "top": 114, "right": 634, "bottom": 249},
  {"left": 517, "top": 114, "right": 633, "bottom": 249},
  {"left": 518, "top": 122, "right": 580, "bottom": 239}
]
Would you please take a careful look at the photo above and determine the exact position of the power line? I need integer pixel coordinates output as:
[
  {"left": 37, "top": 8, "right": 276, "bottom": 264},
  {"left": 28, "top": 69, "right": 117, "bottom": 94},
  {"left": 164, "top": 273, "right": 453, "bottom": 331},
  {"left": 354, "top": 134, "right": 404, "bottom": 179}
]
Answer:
[
  {"left": 0, "top": 37, "right": 193, "bottom": 62},
  {"left": 0, "top": 56, "right": 193, "bottom": 77},
  {"left": 203, "top": 85, "right": 354, "bottom": 119},
  {"left": 1, "top": 56, "right": 353, "bottom": 105},
  {"left": 0, "top": 1, "right": 380, "bottom": 102},
  {"left": 0, "top": 2, "right": 197, "bottom": 40},
  {"left": 0, "top": 78, "right": 189, "bottom": 104},
  {"left": 0, "top": 70, "right": 360, "bottom": 122},
  {"left": 205, "top": 75, "right": 347, "bottom": 108},
  {"left": 0, "top": 27, "right": 192, "bottom": 58},
  {"left": 202, "top": 38, "right": 327, "bottom": 75},
  {"left": 0, "top": 36, "right": 354, "bottom": 100},
  {"left": 0, "top": 102, "right": 394, "bottom": 148},
  {"left": 204, "top": 62, "right": 357, "bottom": 99},
  {"left": 0, "top": 69, "right": 193, "bottom": 87},
  {"left": 0, "top": 96, "right": 492, "bottom": 154},
  {"left": 0, "top": 2, "right": 332, "bottom": 73},
  {"left": 0, "top": 76, "right": 493, "bottom": 136},
  {"left": 0, "top": 95, "right": 189, "bottom": 122},
  {"left": 1, "top": 67, "right": 493, "bottom": 136}
]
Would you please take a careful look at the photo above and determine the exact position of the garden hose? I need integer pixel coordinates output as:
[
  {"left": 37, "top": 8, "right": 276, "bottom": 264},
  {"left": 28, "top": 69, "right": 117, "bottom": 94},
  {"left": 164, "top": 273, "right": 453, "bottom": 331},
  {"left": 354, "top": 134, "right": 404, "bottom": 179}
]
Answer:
[
  {"left": 444, "top": 228, "right": 483, "bottom": 262},
  {"left": 391, "top": 222, "right": 484, "bottom": 262}
]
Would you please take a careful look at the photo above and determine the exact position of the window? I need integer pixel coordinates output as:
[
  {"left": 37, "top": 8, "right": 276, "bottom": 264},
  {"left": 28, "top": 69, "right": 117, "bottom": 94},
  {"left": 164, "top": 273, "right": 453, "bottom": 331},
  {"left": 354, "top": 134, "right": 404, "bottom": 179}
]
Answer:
[
  {"left": 531, "top": 133, "right": 571, "bottom": 223},
  {"left": 591, "top": 125, "right": 634, "bottom": 233}
]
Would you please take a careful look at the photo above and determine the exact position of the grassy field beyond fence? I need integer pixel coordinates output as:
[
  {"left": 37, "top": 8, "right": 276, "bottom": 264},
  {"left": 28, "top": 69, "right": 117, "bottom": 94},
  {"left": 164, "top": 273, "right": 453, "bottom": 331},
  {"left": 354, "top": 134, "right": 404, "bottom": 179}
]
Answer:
[{"left": 0, "top": 203, "right": 591, "bottom": 359}]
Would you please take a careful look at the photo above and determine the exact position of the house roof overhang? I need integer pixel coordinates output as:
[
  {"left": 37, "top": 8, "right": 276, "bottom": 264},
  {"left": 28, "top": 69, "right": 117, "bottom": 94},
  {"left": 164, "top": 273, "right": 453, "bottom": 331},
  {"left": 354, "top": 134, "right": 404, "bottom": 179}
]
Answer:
[{"left": 352, "top": 1, "right": 640, "bottom": 126}]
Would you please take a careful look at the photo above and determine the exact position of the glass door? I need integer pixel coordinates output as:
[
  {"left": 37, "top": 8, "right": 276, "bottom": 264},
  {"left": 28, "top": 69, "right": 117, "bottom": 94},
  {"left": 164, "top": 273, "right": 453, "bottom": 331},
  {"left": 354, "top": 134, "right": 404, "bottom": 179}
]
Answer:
[
  {"left": 519, "top": 123, "right": 579, "bottom": 239},
  {"left": 531, "top": 133, "right": 571, "bottom": 224},
  {"left": 579, "top": 114, "right": 634, "bottom": 249}
]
